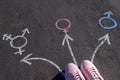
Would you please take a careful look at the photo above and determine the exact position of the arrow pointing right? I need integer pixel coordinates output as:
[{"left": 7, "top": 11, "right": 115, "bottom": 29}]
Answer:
[{"left": 91, "top": 33, "right": 111, "bottom": 63}]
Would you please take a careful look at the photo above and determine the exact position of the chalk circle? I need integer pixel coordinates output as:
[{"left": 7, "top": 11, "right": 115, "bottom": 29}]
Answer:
[
  {"left": 10, "top": 36, "right": 27, "bottom": 49},
  {"left": 55, "top": 18, "right": 71, "bottom": 33},
  {"left": 99, "top": 17, "right": 117, "bottom": 29}
]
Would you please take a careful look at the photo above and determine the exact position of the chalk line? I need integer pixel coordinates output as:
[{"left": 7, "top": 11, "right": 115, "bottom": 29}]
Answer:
[
  {"left": 99, "top": 11, "right": 117, "bottom": 30},
  {"left": 20, "top": 53, "right": 65, "bottom": 77},
  {"left": 91, "top": 33, "right": 111, "bottom": 63},
  {"left": 21, "top": 28, "right": 30, "bottom": 36},
  {"left": 55, "top": 18, "right": 78, "bottom": 66},
  {"left": 2, "top": 28, "right": 30, "bottom": 55},
  {"left": 62, "top": 34, "right": 78, "bottom": 66}
]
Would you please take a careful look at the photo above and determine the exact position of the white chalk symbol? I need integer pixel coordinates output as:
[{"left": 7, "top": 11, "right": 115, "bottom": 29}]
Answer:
[
  {"left": 21, "top": 53, "right": 64, "bottom": 76},
  {"left": 2, "top": 28, "right": 30, "bottom": 55},
  {"left": 91, "top": 33, "right": 111, "bottom": 63},
  {"left": 62, "top": 34, "right": 78, "bottom": 66}
]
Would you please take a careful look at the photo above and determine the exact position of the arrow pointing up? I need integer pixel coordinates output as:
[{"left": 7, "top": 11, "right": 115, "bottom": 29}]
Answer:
[
  {"left": 91, "top": 33, "right": 111, "bottom": 63},
  {"left": 62, "top": 34, "right": 73, "bottom": 46},
  {"left": 104, "top": 11, "right": 113, "bottom": 17},
  {"left": 98, "top": 33, "right": 111, "bottom": 45},
  {"left": 62, "top": 34, "right": 78, "bottom": 66},
  {"left": 22, "top": 28, "right": 30, "bottom": 36}
]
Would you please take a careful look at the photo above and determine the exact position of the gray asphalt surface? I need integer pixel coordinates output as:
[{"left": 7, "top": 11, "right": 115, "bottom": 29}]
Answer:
[{"left": 0, "top": 0, "right": 120, "bottom": 80}]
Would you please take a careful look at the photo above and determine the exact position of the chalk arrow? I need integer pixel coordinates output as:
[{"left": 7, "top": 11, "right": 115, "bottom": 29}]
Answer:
[
  {"left": 91, "top": 33, "right": 111, "bottom": 63},
  {"left": 22, "top": 28, "right": 30, "bottom": 36},
  {"left": 62, "top": 34, "right": 73, "bottom": 46},
  {"left": 62, "top": 34, "right": 78, "bottom": 66},
  {"left": 20, "top": 53, "right": 64, "bottom": 76},
  {"left": 20, "top": 53, "right": 32, "bottom": 65},
  {"left": 98, "top": 33, "right": 111, "bottom": 45},
  {"left": 104, "top": 11, "right": 113, "bottom": 17}
]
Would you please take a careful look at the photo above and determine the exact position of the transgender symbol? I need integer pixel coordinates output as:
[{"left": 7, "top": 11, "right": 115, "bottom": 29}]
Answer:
[
  {"left": 99, "top": 11, "right": 118, "bottom": 29},
  {"left": 2, "top": 28, "right": 30, "bottom": 55}
]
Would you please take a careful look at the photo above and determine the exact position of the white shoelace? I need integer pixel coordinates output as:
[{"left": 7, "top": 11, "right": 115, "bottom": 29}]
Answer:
[
  {"left": 88, "top": 67, "right": 102, "bottom": 80},
  {"left": 66, "top": 72, "right": 84, "bottom": 80}
]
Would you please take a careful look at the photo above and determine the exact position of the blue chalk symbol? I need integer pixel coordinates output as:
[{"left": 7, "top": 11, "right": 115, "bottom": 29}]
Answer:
[
  {"left": 99, "top": 11, "right": 118, "bottom": 29},
  {"left": 2, "top": 28, "right": 30, "bottom": 55}
]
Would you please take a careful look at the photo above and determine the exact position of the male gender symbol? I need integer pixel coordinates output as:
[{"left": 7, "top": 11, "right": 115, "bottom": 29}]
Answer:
[{"left": 99, "top": 11, "right": 118, "bottom": 29}]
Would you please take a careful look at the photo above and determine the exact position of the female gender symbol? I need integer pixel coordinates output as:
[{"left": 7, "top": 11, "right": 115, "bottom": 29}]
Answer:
[
  {"left": 55, "top": 18, "right": 71, "bottom": 33},
  {"left": 99, "top": 11, "right": 118, "bottom": 29},
  {"left": 55, "top": 18, "right": 78, "bottom": 66}
]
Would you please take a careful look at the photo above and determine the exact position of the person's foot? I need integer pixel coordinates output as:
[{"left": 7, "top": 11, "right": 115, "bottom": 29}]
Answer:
[
  {"left": 65, "top": 63, "right": 85, "bottom": 80},
  {"left": 81, "top": 60, "right": 104, "bottom": 80}
]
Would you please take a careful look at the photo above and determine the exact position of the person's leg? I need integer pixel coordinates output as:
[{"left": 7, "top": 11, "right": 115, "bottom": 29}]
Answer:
[
  {"left": 81, "top": 60, "right": 104, "bottom": 80},
  {"left": 65, "top": 63, "right": 85, "bottom": 80}
]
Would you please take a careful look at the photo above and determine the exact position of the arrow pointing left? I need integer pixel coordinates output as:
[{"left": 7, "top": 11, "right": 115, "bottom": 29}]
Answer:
[{"left": 20, "top": 53, "right": 64, "bottom": 76}]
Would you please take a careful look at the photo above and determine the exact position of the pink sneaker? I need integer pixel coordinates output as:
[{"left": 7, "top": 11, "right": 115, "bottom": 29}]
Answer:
[
  {"left": 65, "top": 63, "right": 86, "bottom": 80},
  {"left": 81, "top": 60, "right": 104, "bottom": 80}
]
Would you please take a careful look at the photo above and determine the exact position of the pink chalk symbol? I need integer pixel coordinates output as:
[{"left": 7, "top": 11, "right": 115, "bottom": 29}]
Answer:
[
  {"left": 55, "top": 18, "right": 78, "bottom": 66},
  {"left": 55, "top": 18, "right": 71, "bottom": 34}
]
